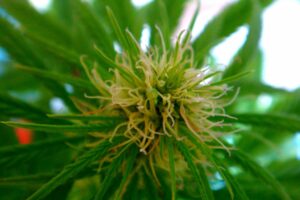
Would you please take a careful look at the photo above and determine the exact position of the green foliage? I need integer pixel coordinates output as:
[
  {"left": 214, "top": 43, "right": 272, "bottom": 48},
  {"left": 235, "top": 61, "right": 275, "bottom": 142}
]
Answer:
[{"left": 0, "top": 0, "right": 299, "bottom": 199}]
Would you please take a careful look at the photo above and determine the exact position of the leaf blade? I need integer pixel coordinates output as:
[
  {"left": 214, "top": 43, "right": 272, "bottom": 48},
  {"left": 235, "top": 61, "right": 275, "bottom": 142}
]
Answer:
[
  {"left": 177, "top": 141, "right": 214, "bottom": 200},
  {"left": 231, "top": 150, "right": 291, "bottom": 200},
  {"left": 2, "top": 121, "right": 117, "bottom": 133},
  {"left": 26, "top": 138, "right": 124, "bottom": 200}
]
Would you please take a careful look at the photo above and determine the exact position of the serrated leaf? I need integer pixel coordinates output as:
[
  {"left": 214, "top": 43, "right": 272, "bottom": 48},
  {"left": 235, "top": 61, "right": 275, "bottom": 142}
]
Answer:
[
  {"left": 210, "top": 71, "right": 251, "bottom": 86},
  {"left": 232, "top": 80, "right": 290, "bottom": 96},
  {"left": 2, "top": 121, "right": 117, "bottom": 133},
  {"left": 223, "top": 0, "right": 262, "bottom": 78},
  {"left": 26, "top": 32, "right": 80, "bottom": 66},
  {"left": 177, "top": 142, "right": 214, "bottom": 200},
  {"left": 141, "top": 0, "right": 186, "bottom": 46},
  {"left": 93, "top": 45, "right": 136, "bottom": 83},
  {"left": 167, "top": 139, "right": 176, "bottom": 200},
  {"left": 231, "top": 150, "right": 291, "bottom": 200},
  {"left": 122, "top": 172, "right": 140, "bottom": 200},
  {"left": 106, "top": 7, "right": 130, "bottom": 52},
  {"left": 93, "top": 0, "right": 142, "bottom": 39},
  {"left": 48, "top": 114, "right": 125, "bottom": 121},
  {"left": 71, "top": 0, "right": 113, "bottom": 53},
  {"left": 114, "top": 146, "right": 138, "bottom": 199},
  {"left": 26, "top": 137, "right": 124, "bottom": 200},
  {"left": 15, "top": 64, "right": 94, "bottom": 90},
  {"left": 192, "top": 0, "right": 273, "bottom": 65},
  {"left": 0, "top": 17, "right": 45, "bottom": 68},
  {"left": 0, "top": 0, "right": 70, "bottom": 46},
  {"left": 94, "top": 144, "right": 134, "bottom": 200},
  {"left": 0, "top": 93, "right": 68, "bottom": 124},
  {"left": 0, "top": 172, "right": 54, "bottom": 186},
  {"left": 0, "top": 93, "right": 46, "bottom": 118},
  {"left": 0, "top": 136, "right": 83, "bottom": 157},
  {"left": 212, "top": 156, "right": 249, "bottom": 200},
  {"left": 229, "top": 113, "right": 300, "bottom": 133},
  {"left": 142, "top": 167, "right": 163, "bottom": 199}
]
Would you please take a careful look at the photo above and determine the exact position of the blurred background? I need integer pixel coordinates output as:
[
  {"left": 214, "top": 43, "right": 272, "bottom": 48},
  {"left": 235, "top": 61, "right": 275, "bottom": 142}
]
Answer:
[{"left": 17, "top": 0, "right": 300, "bottom": 90}]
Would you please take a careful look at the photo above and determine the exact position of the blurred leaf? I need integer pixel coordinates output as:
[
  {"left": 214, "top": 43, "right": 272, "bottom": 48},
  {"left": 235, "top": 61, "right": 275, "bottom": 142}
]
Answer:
[
  {"left": 50, "top": 0, "right": 72, "bottom": 24},
  {"left": 0, "top": 172, "right": 54, "bottom": 186},
  {"left": 15, "top": 64, "right": 94, "bottom": 90},
  {"left": 193, "top": 0, "right": 273, "bottom": 64},
  {"left": 177, "top": 141, "right": 214, "bottom": 200},
  {"left": 26, "top": 137, "right": 124, "bottom": 200},
  {"left": 0, "top": 0, "right": 70, "bottom": 45},
  {"left": 2, "top": 121, "right": 117, "bottom": 133},
  {"left": 231, "top": 150, "right": 291, "bottom": 200},
  {"left": 25, "top": 33, "right": 80, "bottom": 67},
  {"left": 114, "top": 146, "right": 138, "bottom": 199},
  {"left": 213, "top": 156, "right": 249, "bottom": 200},
  {"left": 223, "top": 0, "right": 262, "bottom": 78},
  {"left": 211, "top": 71, "right": 251, "bottom": 86},
  {"left": 233, "top": 80, "right": 290, "bottom": 96},
  {"left": 228, "top": 113, "right": 300, "bottom": 133},
  {"left": 0, "top": 18, "right": 77, "bottom": 112},
  {"left": 167, "top": 140, "right": 176, "bottom": 200},
  {"left": 0, "top": 93, "right": 50, "bottom": 122},
  {"left": 70, "top": 0, "right": 114, "bottom": 54},
  {"left": 48, "top": 114, "right": 125, "bottom": 122},
  {"left": 94, "top": 144, "right": 136, "bottom": 199},
  {"left": 0, "top": 136, "right": 83, "bottom": 157},
  {"left": 93, "top": 0, "right": 143, "bottom": 39},
  {"left": 141, "top": 0, "right": 187, "bottom": 45},
  {"left": 0, "top": 17, "right": 45, "bottom": 67}
]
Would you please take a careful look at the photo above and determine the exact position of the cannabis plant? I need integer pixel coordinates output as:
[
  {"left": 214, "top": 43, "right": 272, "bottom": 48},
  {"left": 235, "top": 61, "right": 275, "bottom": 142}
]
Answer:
[{"left": 0, "top": 0, "right": 299, "bottom": 199}]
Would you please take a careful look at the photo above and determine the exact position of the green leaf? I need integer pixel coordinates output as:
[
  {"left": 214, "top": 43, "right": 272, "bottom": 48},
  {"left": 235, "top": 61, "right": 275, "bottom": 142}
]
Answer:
[
  {"left": 70, "top": 0, "right": 113, "bottom": 53},
  {"left": 26, "top": 137, "right": 124, "bottom": 200},
  {"left": 51, "top": 0, "right": 73, "bottom": 24},
  {"left": 156, "top": 0, "right": 170, "bottom": 47},
  {"left": 48, "top": 114, "right": 125, "bottom": 121},
  {"left": 94, "top": 144, "right": 134, "bottom": 200},
  {"left": 0, "top": 136, "right": 83, "bottom": 158},
  {"left": 177, "top": 141, "right": 214, "bottom": 200},
  {"left": 122, "top": 172, "right": 140, "bottom": 200},
  {"left": 231, "top": 150, "right": 291, "bottom": 200},
  {"left": 141, "top": 168, "right": 162, "bottom": 200},
  {"left": 15, "top": 64, "right": 94, "bottom": 90},
  {"left": 232, "top": 80, "right": 290, "bottom": 96},
  {"left": 93, "top": 45, "right": 136, "bottom": 83},
  {"left": 167, "top": 139, "right": 176, "bottom": 200},
  {"left": 106, "top": 7, "right": 130, "bottom": 52},
  {"left": 26, "top": 32, "right": 81, "bottom": 66},
  {"left": 0, "top": 0, "right": 70, "bottom": 46},
  {"left": 212, "top": 156, "right": 249, "bottom": 200},
  {"left": 0, "top": 93, "right": 68, "bottom": 124},
  {"left": 93, "top": 0, "right": 142, "bottom": 39},
  {"left": 0, "top": 172, "right": 54, "bottom": 186},
  {"left": 114, "top": 146, "right": 138, "bottom": 199},
  {"left": 228, "top": 113, "right": 300, "bottom": 133},
  {"left": 223, "top": 0, "right": 262, "bottom": 78},
  {"left": 141, "top": 0, "right": 186, "bottom": 46},
  {"left": 0, "top": 93, "right": 48, "bottom": 120},
  {"left": 2, "top": 121, "right": 117, "bottom": 133},
  {"left": 210, "top": 71, "right": 251, "bottom": 86},
  {"left": 0, "top": 17, "right": 45, "bottom": 68},
  {"left": 192, "top": 0, "right": 273, "bottom": 64}
]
